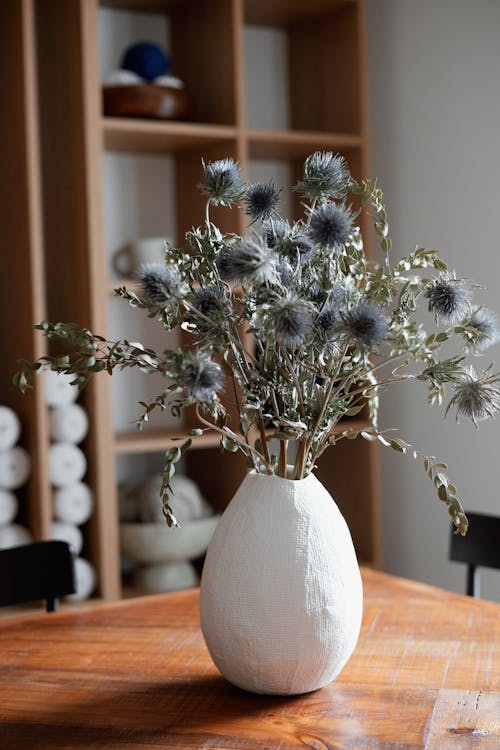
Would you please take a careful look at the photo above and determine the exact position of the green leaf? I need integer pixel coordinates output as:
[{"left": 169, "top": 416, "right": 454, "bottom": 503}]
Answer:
[
  {"left": 437, "top": 484, "right": 448, "bottom": 502},
  {"left": 344, "top": 404, "right": 364, "bottom": 417},
  {"left": 221, "top": 434, "right": 239, "bottom": 452},
  {"left": 390, "top": 438, "right": 410, "bottom": 453}
]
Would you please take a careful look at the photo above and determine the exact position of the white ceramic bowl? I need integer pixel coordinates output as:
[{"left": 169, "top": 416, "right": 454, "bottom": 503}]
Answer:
[{"left": 120, "top": 515, "right": 220, "bottom": 564}]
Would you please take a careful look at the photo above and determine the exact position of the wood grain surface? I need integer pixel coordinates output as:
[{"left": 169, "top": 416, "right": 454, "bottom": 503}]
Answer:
[{"left": 0, "top": 568, "right": 498, "bottom": 749}]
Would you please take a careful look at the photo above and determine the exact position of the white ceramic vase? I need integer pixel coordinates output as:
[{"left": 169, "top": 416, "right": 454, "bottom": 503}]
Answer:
[{"left": 200, "top": 470, "right": 363, "bottom": 695}]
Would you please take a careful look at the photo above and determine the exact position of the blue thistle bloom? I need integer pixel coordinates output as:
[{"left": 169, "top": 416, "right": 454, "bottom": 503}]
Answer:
[
  {"left": 244, "top": 182, "right": 281, "bottom": 222},
  {"left": 424, "top": 274, "right": 472, "bottom": 324},
  {"left": 138, "top": 263, "right": 184, "bottom": 305},
  {"left": 217, "top": 239, "right": 277, "bottom": 286},
  {"left": 266, "top": 295, "right": 313, "bottom": 347},
  {"left": 296, "top": 151, "right": 350, "bottom": 201},
  {"left": 308, "top": 202, "right": 353, "bottom": 251},
  {"left": 445, "top": 366, "right": 500, "bottom": 426},
  {"left": 199, "top": 158, "right": 245, "bottom": 206},
  {"left": 180, "top": 353, "right": 224, "bottom": 402},
  {"left": 264, "top": 220, "right": 316, "bottom": 262},
  {"left": 190, "top": 285, "right": 225, "bottom": 316},
  {"left": 340, "top": 300, "right": 387, "bottom": 349},
  {"left": 467, "top": 308, "right": 500, "bottom": 352}
]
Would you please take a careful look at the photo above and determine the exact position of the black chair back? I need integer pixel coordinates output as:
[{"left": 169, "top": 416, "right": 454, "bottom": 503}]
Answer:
[
  {"left": 0, "top": 540, "right": 75, "bottom": 611},
  {"left": 449, "top": 511, "right": 500, "bottom": 598}
]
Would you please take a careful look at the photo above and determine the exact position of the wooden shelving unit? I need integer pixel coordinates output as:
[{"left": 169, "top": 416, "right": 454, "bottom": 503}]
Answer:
[
  {"left": 0, "top": 0, "right": 52, "bottom": 541},
  {"left": 3, "top": 0, "right": 379, "bottom": 600}
]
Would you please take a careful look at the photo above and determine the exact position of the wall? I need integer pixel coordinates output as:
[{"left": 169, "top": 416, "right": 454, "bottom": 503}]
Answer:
[{"left": 365, "top": 0, "right": 500, "bottom": 601}]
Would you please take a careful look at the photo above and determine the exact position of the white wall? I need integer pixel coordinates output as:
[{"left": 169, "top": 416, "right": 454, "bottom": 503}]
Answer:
[{"left": 365, "top": 0, "right": 500, "bottom": 601}]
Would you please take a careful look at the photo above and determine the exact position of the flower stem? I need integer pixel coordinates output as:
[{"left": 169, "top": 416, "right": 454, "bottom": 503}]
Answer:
[
  {"left": 293, "top": 439, "right": 307, "bottom": 479},
  {"left": 258, "top": 415, "right": 273, "bottom": 474},
  {"left": 279, "top": 440, "right": 288, "bottom": 478}
]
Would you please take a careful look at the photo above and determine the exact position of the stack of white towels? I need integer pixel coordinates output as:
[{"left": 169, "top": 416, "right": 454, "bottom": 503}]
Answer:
[
  {"left": 45, "top": 371, "right": 96, "bottom": 602},
  {"left": 0, "top": 406, "right": 32, "bottom": 548}
]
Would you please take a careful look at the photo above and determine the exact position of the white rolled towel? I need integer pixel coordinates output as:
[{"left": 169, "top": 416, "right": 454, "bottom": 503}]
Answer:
[
  {"left": 0, "top": 446, "right": 31, "bottom": 490},
  {"left": 44, "top": 370, "right": 78, "bottom": 408},
  {"left": 51, "top": 521, "right": 83, "bottom": 556},
  {"left": 0, "top": 489, "right": 18, "bottom": 525},
  {"left": 48, "top": 443, "right": 86, "bottom": 488},
  {"left": 0, "top": 406, "right": 21, "bottom": 451},
  {"left": 53, "top": 482, "right": 93, "bottom": 525},
  {"left": 0, "top": 523, "right": 32, "bottom": 550},
  {"left": 49, "top": 404, "right": 88, "bottom": 444},
  {"left": 137, "top": 474, "right": 210, "bottom": 524},
  {"left": 65, "top": 556, "right": 96, "bottom": 602}
]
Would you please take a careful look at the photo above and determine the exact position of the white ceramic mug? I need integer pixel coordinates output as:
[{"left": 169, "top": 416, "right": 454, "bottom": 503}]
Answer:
[{"left": 112, "top": 237, "right": 170, "bottom": 277}]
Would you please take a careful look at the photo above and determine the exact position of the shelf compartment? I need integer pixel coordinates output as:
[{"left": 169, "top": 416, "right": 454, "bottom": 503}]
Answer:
[
  {"left": 115, "top": 427, "right": 221, "bottom": 454},
  {"left": 245, "top": 0, "right": 354, "bottom": 27},
  {"left": 248, "top": 129, "right": 362, "bottom": 159},
  {"left": 103, "top": 118, "right": 238, "bottom": 154},
  {"left": 100, "top": 0, "right": 238, "bottom": 126},
  {"left": 244, "top": 0, "right": 363, "bottom": 135}
]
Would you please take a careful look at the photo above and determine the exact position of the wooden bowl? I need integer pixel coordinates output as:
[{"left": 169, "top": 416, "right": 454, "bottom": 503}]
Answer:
[{"left": 102, "top": 84, "right": 190, "bottom": 121}]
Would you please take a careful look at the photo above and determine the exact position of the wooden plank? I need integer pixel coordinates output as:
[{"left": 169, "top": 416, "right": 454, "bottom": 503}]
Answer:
[
  {"left": 424, "top": 690, "right": 500, "bottom": 748},
  {"left": 103, "top": 118, "right": 238, "bottom": 154},
  {"left": 36, "top": 0, "right": 121, "bottom": 600},
  {"left": 245, "top": 0, "right": 354, "bottom": 27},
  {"left": 248, "top": 129, "right": 362, "bottom": 159},
  {"left": 114, "top": 427, "right": 221, "bottom": 453},
  {"left": 0, "top": 0, "right": 51, "bottom": 539}
]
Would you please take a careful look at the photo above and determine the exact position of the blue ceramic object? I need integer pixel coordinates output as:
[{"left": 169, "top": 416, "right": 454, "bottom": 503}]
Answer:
[{"left": 121, "top": 42, "right": 169, "bottom": 81}]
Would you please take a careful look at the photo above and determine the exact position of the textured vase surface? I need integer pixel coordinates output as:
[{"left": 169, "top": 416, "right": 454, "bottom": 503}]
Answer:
[{"left": 200, "top": 471, "right": 363, "bottom": 695}]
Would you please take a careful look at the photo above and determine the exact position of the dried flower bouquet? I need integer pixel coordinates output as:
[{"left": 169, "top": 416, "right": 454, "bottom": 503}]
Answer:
[{"left": 16, "top": 153, "right": 500, "bottom": 533}]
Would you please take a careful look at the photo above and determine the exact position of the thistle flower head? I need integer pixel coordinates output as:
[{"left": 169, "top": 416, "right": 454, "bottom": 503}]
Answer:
[
  {"left": 199, "top": 158, "right": 245, "bottom": 206},
  {"left": 217, "top": 238, "right": 277, "bottom": 286},
  {"left": 190, "top": 285, "right": 225, "bottom": 320},
  {"left": 296, "top": 151, "right": 350, "bottom": 202},
  {"left": 138, "top": 263, "right": 184, "bottom": 305},
  {"left": 340, "top": 300, "right": 387, "bottom": 350},
  {"left": 179, "top": 353, "right": 224, "bottom": 402},
  {"left": 313, "top": 304, "right": 339, "bottom": 341},
  {"left": 308, "top": 201, "right": 353, "bottom": 251},
  {"left": 424, "top": 274, "right": 472, "bottom": 324},
  {"left": 466, "top": 307, "right": 500, "bottom": 352},
  {"left": 244, "top": 181, "right": 281, "bottom": 222},
  {"left": 265, "top": 294, "right": 314, "bottom": 348},
  {"left": 445, "top": 366, "right": 500, "bottom": 426}
]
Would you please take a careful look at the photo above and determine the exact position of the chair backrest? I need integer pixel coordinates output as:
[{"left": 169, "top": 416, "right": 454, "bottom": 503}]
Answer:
[
  {"left": 0, "top": 540, "right": 75, "bottom": 611},
  {"left": 449, "top": 511, "right": 500, "bottom": 598}
]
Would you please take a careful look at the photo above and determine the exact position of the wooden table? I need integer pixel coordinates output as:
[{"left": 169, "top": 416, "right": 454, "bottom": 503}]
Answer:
[{"left": 1, "top": 568, "right": 499, "bottom": 749}]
